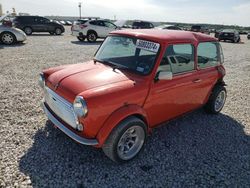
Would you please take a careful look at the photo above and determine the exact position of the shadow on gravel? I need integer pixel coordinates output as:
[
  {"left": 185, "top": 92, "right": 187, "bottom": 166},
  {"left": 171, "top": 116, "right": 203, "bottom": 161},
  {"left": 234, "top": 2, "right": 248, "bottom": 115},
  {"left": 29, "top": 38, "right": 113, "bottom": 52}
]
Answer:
[
  {"left": 29, "top": 34, "right": 64, "bottom": 37},
  {"left": 0, "top": 43, "right": 26, "bottom": 48},
  {"left": 19, "top": 111, "right": 250, "bottom": 187},
  {"left": 71, "top": 41, "right": 103, "bottom": 46}
]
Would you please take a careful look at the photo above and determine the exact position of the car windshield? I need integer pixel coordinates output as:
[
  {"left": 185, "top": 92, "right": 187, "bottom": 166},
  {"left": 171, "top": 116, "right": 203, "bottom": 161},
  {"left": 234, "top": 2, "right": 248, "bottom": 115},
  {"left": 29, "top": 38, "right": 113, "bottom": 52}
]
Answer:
[{"left": 94, "top": 36, "right": 160, "bottom": 75}]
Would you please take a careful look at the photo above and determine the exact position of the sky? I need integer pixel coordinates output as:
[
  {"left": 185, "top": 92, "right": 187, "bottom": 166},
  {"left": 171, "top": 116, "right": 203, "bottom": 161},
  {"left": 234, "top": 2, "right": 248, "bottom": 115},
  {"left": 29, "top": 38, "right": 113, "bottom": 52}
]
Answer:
[{"left": 1, "top": 0, "right": 250, "bottom": 26}]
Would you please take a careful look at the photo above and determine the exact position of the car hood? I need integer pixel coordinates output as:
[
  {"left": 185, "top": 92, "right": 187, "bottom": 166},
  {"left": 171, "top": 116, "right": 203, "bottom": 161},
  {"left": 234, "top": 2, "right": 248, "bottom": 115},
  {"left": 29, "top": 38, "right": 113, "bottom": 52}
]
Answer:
[{"left": 46, "top": 61, "right": 135, "bottom": 101}]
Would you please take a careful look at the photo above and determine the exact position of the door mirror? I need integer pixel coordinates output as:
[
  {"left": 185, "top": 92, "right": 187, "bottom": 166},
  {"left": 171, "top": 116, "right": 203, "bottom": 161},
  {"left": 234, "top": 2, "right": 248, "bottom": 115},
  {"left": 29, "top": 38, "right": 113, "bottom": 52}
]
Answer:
[{"left": 157, "top": 71, "right": 173, "bottom": 80}]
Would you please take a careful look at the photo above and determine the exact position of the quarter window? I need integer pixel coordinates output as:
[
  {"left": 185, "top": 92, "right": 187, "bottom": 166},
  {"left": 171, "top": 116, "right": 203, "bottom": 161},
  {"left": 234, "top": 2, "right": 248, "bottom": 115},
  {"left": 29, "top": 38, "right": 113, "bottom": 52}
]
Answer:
[
  {"left": 158, "top": 44, "right": 195, "bottom": 74},
  {"left": 197, "top": 42, "right": 220, "bottom": 69}
]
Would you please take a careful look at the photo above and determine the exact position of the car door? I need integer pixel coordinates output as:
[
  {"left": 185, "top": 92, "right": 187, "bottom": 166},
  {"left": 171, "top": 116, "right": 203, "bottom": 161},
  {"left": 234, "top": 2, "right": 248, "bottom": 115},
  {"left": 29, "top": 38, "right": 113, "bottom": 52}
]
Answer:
[
  {"left": 94, "top": 20, "right": 107, "bottom": 38},
  {"left": 33, "top": 17, "right": 47, "bottom": 32},
  {"left": 144, "top": 43, "right": 206, "bottom": 127}
]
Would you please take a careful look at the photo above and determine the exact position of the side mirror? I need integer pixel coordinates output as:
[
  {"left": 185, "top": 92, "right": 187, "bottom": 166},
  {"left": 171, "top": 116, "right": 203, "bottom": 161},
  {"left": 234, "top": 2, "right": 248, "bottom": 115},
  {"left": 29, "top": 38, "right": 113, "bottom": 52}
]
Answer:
[{"left": 157, "top": 71, "right": 173, "bottom": 81}]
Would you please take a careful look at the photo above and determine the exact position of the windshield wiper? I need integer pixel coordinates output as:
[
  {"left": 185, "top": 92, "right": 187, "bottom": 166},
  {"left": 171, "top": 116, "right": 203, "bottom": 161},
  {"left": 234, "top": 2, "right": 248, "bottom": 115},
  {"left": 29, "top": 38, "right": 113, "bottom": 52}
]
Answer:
[{"left": 93, "top": 58, "right": 130, "bottom": 72}]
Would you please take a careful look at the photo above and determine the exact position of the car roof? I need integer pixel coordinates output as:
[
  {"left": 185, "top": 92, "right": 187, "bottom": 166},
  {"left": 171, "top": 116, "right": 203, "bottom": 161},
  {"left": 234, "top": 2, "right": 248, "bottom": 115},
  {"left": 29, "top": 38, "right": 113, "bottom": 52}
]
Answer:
[{"left": 110, "top": 29, "right": 217, "bottom": 43}]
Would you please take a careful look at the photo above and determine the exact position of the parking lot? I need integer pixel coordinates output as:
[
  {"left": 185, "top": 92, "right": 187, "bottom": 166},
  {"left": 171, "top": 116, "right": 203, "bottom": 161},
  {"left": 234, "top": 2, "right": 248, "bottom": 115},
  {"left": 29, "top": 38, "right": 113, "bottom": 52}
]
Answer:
[{"left": 0, "top": 26, "right": 250, "bottom": 187}]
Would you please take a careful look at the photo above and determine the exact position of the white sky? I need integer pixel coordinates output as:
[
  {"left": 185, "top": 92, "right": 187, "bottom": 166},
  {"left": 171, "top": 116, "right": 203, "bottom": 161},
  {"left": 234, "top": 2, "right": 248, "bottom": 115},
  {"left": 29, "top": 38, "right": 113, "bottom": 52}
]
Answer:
[{"left": 1, "top": 0, "right": 250, "bottom": 26}]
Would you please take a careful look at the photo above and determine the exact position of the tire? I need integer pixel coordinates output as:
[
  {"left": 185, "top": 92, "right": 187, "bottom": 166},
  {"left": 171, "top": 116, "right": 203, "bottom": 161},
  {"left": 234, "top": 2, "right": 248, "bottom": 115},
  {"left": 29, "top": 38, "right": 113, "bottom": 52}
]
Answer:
[
  {"left": 237, "top": 37, "right": 240, "bottom": 43},
  {"left": 55, "top": 28, "right": 62, "bottom": 35},
  {"left": 0, "top": 32, "right": 16, "bottom": 45},
  {"left": 102, "top": 116, "right": 147, "bottom": 163},
  {"left": 24, "top": 27, "right": 32, "bottom": 35},
  {"left": 77, "top": 36, "right": 85, "bottom": 41},
  {"left": 87, "top": 32, "right": 97, "bottom": 42},
  {"left": 204, "top": 85, "right": 227, "bottom": 114}
]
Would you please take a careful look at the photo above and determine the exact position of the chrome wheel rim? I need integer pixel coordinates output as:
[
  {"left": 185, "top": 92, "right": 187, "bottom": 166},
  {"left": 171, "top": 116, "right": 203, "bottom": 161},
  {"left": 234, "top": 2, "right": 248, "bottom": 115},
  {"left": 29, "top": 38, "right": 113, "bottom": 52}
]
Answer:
[
  {"left": 117, "top": 126, "right": 145, "bottom": 160},
  {"left": 215, "top": 90, "right": 226, "bottom": 112},
  {"left": 55, "top": 28, "right": 61, "bottom": 35},
  {"left": 2, "top": 33, "right": 14, "bottom": 44},
  {"left": 88, "top": 34, "right": 96, "bottom": 41}
]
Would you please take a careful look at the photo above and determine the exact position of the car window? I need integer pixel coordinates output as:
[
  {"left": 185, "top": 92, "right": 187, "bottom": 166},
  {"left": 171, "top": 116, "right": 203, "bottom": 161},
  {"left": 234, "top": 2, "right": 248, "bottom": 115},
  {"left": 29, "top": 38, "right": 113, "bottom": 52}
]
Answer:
[
  {"left": 197, "top": 42, "right": 220, "bottom": 69},
  {"left": 104, "top": 21, "right": 116, "bottom": 28},
  {"left": 158, "top": 44, "right": 195, "bottom": 74}
]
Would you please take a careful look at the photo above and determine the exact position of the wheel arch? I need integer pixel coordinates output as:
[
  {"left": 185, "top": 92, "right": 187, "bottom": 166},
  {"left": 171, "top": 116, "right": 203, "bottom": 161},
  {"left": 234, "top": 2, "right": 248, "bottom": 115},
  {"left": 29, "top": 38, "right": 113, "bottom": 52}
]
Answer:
[{"left": 96, "top": 104, "right": 149, "bottom": 147}]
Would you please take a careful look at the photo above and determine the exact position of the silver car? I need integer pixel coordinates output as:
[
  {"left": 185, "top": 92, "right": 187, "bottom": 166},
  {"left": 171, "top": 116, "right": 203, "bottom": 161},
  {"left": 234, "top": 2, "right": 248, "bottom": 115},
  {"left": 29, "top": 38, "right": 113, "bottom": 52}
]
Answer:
[{"left": 0, "top": 14, "right": 27, "bottom": 45}]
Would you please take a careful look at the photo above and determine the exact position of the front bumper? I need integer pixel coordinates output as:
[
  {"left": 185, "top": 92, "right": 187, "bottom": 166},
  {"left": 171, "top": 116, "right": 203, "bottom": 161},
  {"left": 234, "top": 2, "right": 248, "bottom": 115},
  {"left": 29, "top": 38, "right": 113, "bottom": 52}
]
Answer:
[{"left": 42, "top": 102, "right": 98, "bottom": 146}]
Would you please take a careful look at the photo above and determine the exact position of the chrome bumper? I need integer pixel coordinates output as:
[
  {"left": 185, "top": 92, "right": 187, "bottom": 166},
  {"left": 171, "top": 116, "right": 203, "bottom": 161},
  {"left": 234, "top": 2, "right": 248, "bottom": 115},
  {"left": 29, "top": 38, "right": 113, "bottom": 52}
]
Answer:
[{"left": 42, "top": 102, "right": 98, "bottom": 146}]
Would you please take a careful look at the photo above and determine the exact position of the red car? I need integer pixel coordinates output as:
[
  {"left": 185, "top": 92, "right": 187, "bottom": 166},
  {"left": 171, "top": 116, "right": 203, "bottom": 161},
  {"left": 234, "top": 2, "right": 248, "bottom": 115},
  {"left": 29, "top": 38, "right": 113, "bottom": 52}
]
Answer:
[{"left": 40, "top": 29, "right": 226, "bottom": 163}]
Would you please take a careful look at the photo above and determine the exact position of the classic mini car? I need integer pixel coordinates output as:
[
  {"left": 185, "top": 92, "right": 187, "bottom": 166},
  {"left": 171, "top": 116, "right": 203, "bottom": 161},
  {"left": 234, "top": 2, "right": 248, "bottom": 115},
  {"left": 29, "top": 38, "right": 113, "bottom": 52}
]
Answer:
[{"left": 40, "top": 29, "right": 227, "bottom": 163}]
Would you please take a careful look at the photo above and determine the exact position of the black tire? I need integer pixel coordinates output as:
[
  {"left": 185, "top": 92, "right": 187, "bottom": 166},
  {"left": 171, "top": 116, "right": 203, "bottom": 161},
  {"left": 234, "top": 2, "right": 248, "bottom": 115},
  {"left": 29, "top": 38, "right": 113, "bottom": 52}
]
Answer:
[
  {"left": 102, "top": 116, "right": 147, "bottom": 163},
  {"left": 55, "top": 28, "right": 62, "bottom": 35},
  {"left": 87, "top": 31, "right": 97, "bottom": 42},
  {"left": 77, "top": 36, "right": 85, "bottom": 41},
  {"left": 24, "top": 27, "right": 32, "bottom": 35},
  {"left": 204, "top": 85, "right": 227, "bottom": 114},
  {"left": 0, "top": 32, "right": 16, "bottom": 45},
  {"left": 237, "top": 37, "right": 240, "bottom": 43}
]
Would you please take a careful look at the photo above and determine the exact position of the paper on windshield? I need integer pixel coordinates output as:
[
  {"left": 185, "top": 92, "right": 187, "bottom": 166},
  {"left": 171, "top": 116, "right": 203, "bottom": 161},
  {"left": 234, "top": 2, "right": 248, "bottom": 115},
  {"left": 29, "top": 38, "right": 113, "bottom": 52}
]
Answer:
[{"left": 136, "top": 39, "right": 160, "bottom": 53}]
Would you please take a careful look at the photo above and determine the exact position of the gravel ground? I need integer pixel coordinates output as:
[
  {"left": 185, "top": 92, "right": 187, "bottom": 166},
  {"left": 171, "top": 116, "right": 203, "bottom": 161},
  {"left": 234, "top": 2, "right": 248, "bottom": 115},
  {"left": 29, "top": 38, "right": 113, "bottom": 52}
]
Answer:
[{"left": 0, "top": 27, "right": 250, "bottom": 187}]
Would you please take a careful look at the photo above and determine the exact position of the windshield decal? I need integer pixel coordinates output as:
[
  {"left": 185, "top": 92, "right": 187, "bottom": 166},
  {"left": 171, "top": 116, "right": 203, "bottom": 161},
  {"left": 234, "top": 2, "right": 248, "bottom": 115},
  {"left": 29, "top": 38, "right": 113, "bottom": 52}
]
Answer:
[{"left": 136, "top": 39, "right": 160, "bottom": 53}]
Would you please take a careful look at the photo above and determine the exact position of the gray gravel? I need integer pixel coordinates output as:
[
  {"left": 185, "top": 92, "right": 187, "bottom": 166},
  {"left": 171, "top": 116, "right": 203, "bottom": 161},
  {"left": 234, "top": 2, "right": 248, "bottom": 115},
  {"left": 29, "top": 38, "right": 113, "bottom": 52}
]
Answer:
[{"left": 0, "top": 27, "right": 250, "bottom": 187}]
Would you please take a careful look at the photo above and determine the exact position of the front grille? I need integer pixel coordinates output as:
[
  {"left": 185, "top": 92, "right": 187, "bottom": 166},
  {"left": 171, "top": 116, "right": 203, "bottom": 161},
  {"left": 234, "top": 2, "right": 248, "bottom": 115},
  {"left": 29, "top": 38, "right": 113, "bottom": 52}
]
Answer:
[{"left": 44, "top": 87, "right": 78, "bottom": 129}]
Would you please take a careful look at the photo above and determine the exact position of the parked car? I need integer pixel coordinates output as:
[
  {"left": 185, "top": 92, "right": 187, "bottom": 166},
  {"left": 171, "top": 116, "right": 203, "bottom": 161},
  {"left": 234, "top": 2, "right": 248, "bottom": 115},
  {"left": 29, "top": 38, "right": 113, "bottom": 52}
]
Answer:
[
  {"left": 131, "top": 21, "right": 154, "bottom": 29},
  {"left": 218, "top": 29, "right": 240, "bottom": 43},
  {"left": 40, "top": 29, "right": 227, "bottom": 163},
  {"left": 156, "top": 24, "right": 182, "bottom": 30},
  {"left": 13, "top": 16, "right": 65, "bottom": 35},
  {"left": 191, "top": 25, "right": 210, "bottom": 34},
  {"left": 71, "top": 19, "right": 118, "bottom": 42},
  {"left": 0, "top": 15, "right": 27, "bottom": 45},
  {"left": 247, "top": 32, "right": 250, "bottom": 39},
  {"left": 214, "top": 30, "right": 222, "bottom": 38},
  {"left": 65, "top": 21, "right": 72, "bottom": 25}
]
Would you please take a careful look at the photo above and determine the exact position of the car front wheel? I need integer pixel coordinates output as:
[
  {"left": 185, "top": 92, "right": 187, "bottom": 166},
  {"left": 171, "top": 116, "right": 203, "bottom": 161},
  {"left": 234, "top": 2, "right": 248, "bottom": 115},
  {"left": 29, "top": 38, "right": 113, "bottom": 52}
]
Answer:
[
  {"left": 55, "top": 28, "right": 62, "bottom": 35},
  {"left": 87, "top": 32, "right": 97, "bottom": 42},
  {"left": 1, "top": 32, "right": 16, "bottom": 45},
  {"left": 24, "top": 27, "right": 32, "bottom": 35},
  {"left": 102, "top": 116, "right": 147, "bottom": 163},
  {"left": 204, "top": 85, "right": 227, "bottom": 114}
]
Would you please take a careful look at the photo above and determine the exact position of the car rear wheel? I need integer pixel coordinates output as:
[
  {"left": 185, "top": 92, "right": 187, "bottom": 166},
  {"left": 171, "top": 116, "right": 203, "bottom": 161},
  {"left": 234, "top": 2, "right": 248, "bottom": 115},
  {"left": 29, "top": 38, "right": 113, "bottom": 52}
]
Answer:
[
  {"left": 1, "top": 32, "right": 16, "bottom": 45},
  {"left": 204, "top": 85, "right": 227, "bottom": 114},
  {"left": 24, "top": 27, "right": 32, "bottom": 35},
  {"left": 55, "top": 28, "right": 62, "bottom": 35},
  {"left": 77, "top": 36, "right": 85, "bottom": 41},
  {"left": 102, "top": 116, "right": 147, "bottom": 163},
  {"left": 87, "top": 32, "right": 97, "bottom": 42}
]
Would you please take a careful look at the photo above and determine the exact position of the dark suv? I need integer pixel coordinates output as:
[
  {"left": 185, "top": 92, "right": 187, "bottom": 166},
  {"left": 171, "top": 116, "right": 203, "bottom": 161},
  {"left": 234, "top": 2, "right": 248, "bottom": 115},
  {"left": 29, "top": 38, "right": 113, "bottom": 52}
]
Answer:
[
  {"left": 191, "top": 25, "right": 210, "bottom": 35},
  {"left": 13, "top": 16, "right": 65, "bottom": 35},
  {"left": 218, "top": 29, "right": 240, "bottom": 43},
  {"left": 132, "top": 21, "right": 154, "bottom": 29}
]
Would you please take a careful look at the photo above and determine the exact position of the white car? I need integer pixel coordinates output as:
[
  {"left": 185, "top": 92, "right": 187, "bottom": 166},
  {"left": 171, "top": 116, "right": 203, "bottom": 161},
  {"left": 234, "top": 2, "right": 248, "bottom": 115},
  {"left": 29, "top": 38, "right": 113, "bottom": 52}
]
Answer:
[
  {"left": 0, "top": 14, "right": 27, "bottom": 45},
  {"left": 71, "top": 19, "right": 118, "bottom": 42}
]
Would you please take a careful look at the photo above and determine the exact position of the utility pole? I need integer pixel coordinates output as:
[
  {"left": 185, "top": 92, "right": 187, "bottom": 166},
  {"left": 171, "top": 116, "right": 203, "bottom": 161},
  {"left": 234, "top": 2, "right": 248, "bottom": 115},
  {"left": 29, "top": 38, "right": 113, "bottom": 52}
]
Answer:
[{"left": 78, "top": 2, "right": 82, "bottom": 19}]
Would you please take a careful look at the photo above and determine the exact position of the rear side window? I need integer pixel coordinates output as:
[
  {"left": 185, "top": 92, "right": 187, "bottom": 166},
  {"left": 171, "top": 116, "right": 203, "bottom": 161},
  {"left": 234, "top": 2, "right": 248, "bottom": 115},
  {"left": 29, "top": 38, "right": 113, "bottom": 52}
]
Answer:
[
  {"left": 158, "top": 44, "right": 195, "bottom": 74},
  {"left": 197, "top": 42, "right": 220, "bottom": 69}
]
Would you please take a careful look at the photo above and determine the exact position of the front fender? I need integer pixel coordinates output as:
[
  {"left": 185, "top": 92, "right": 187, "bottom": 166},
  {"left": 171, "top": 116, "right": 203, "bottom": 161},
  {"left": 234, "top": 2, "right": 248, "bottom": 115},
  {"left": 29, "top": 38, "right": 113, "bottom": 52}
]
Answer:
[{"left": 96, "top": 104, "right": 149, "bottom": 147}]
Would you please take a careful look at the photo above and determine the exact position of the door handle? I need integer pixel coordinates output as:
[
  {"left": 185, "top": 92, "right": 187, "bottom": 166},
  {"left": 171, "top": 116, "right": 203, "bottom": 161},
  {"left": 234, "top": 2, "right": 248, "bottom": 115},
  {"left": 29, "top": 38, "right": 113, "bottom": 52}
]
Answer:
[{"left": 193, "top": 79, "right": 202, "bottom": 83}]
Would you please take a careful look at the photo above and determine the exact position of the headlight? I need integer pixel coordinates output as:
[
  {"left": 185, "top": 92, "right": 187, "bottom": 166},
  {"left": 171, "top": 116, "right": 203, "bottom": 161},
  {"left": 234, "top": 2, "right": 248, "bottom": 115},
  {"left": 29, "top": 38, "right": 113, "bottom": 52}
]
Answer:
[
  {"left": 73, "top": 96, "right": 88, "bottom": 118},
  {"left": 38, "top": 73, "right": 45, "bottom": 88}
]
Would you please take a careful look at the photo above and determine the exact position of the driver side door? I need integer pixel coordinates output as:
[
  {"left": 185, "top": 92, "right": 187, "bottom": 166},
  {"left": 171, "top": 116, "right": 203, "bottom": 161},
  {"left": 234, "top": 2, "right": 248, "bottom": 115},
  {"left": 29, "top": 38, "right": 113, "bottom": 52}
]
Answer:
[{"left": 144, "top": 43, "right": 204, "bottom": 127}]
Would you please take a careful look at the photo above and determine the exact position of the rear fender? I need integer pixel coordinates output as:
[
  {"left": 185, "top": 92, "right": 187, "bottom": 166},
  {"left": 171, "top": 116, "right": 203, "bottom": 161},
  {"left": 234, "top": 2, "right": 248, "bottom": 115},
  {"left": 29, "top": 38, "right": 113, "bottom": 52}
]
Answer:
[{"left": 96, "top": 104, "right": 149, "bottom": 147}]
